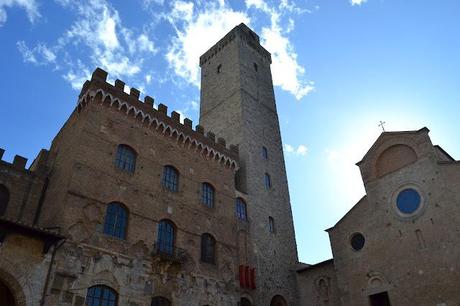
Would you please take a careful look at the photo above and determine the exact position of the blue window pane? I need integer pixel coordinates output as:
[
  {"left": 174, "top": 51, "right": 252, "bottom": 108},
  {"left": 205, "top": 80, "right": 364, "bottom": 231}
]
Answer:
[
  {"left": 103, "top": 203, "right": 128, "bottom": 239},
  {"left": 158, "top": 220, "right": 175, "bottom": 255},
  {"left": 396, "top": 188, "right": 421, "bottom": 214},
  {"left": 86, "top": 285, "right": 118, "bottom": 306},
  {"left": 115, "top": 144, "right": 136, "bottom": 173},
  {"left": 162, "top": 166, "right": 179, "bottom": 192},
  {"left": 201, "top": 183, "right": 214, "bottom": 208},
  {"left": 236, "top": 198, "right": 247, "bottom": 220}
]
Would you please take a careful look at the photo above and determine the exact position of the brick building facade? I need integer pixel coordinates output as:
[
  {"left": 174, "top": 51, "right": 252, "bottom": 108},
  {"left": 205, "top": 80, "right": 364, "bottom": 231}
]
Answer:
[{"left": 0, "top": 24, "right": 298, "bottom": 306}]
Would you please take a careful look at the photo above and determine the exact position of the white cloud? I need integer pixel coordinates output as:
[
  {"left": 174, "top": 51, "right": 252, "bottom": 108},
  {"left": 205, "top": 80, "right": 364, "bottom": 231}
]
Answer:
[
  {"left": 0, "top": 0, "right": 40, "bottom": 26},
  {"left": 17, "top": 41, "right": 56, "bottom": 65},
  {"left": 247, "top": 0, "right": 314, "bottom": 100},
  {"left": 17, "top": 0, "right": 158, "bottom": 90},
  {"left": 350, "top": 0, "right": 367, "bottom": 6},
  {"left": 284, "top": 144, "right": 308, "bottom": 156},
  {"left": 166, "top": 1, "right": 250, "bottom": 86}
]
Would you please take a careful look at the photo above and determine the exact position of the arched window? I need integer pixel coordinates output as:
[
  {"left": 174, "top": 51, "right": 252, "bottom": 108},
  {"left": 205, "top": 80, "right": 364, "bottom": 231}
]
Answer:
[
  {"left": 269, "top": 216, "right": 275, "bottom": 233},
  {"left": 0, "top": 185, "right": 9, "bottom": 216},
  {"left": 151, "top": 296, "right": 171, "bottom": 306},
  {"left": 264, "top": 173, "right": 271, "bottom": 189},
  {"left": 103, "top": 202, "right": 128, "bottom": 239},
  {"left": 162, "top": 166, "right": 179, "bottom": 192},
  {"left": 115, "top": 144, "right": 136, "bottom": 173},
  {"left": 201, "top": 183, "right": 215, "bottom": 208},
  {"left": 270, "top": 295, "right": 287, "bottom": 306},
  {"left": 86, "top": 285, "right": 118, "bottom": 306},
  {"left": 241, "top": 297, "right": 252, "bottom": 306},
  {"left": 236, "top": 198, "right": 247, "bottom": 221},
  {"left": 262, "top": 146, "right": 268, "bottom": 159},
  {"left": 201, "top": 233, "right": 216, "bottom": 264},
  {"left": 157, "top": 220, "right": 175, "bottom": 255}
]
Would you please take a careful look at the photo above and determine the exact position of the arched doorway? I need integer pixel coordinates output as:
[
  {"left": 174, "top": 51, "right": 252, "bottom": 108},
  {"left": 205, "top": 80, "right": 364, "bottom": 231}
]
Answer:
[
  {"left": 240, "top": 297, "right": 252, "bottom": 306},
  {"left": 270, "top": 295, "right": 287, "bottom": 306},
  {"left": 0, "top": 279, "right": 16, "bottom": 306},
  {"left": 152, "top": 296, "right": 171, "bottom": 306}
]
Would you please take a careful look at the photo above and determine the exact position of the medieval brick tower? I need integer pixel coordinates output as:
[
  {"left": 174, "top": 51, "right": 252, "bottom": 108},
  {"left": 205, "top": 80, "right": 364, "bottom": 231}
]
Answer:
[{"left": 199, "top": 24, "right": 299, "bottom": 305}]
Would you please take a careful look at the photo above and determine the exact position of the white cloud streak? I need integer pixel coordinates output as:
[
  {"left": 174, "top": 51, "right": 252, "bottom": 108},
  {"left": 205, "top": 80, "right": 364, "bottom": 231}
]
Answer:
[
  {"left": 284, "top": 144, "right": 308, "bottom": 156},
  {"left": 350, "top": 0, "right": 367, "bottom": 6},
  {"left": 166, "top": 0, "right": 313, "bottom": 100},
  {"left": 166, "top": 1, "right": 249, "bottom": 86},
  {"left": 16, "top": 0, "right": 158, "bottom": 91},
  {"left": 0, "top": 0, "right": 40, "bottom": 26}
]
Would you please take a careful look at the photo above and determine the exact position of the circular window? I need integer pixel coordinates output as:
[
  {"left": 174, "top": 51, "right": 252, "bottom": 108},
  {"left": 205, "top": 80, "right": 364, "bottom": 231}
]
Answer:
[
  {"left": 350, "top": 233, "right": 365, "bottom": 251},
  {"left": 396, "top": 188, "right": 421, "bottom": 214}
]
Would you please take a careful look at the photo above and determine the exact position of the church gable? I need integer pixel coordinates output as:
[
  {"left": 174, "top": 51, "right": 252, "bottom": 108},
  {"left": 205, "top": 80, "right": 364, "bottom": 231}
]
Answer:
[{"left": 356, "top": 128, "right": 433, "bottom": 185}]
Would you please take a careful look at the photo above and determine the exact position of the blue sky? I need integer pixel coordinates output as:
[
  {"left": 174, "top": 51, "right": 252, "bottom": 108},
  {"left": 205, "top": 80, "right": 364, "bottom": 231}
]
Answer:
[{"left": 1, "top": 0, "right": 459, "bottom": 264}]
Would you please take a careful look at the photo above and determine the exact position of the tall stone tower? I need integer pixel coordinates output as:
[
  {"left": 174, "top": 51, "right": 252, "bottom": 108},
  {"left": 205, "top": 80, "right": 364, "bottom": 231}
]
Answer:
[{"left": 199, "top": 24, "right": 299, "bottom": 305}]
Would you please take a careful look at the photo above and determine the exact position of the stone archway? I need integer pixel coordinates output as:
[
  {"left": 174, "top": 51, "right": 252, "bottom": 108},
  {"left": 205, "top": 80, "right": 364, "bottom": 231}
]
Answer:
[
  {"left": 0, "top": 269, "right": 26, "bottom": 306},
  {"left": 270, "top": 295, "right": 287, "bottom": 306},
  {"left": 0, "top": 279, "right": 16, "bottom": 305},
  {"left": 240, "top": 297, "right": 252, "bottom": 306}
]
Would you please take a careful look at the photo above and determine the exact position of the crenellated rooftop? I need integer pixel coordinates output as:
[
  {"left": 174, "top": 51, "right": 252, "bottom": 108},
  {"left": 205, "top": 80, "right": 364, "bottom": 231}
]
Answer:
[
  {"left": 0, "top": 148, "right": 29, "bottom": 172},
  {"left": 77, "top": 68, "right": 239, "bottom": 170},
  {"left": 199, "top": 23, "right": 271, "bottom": 67}
]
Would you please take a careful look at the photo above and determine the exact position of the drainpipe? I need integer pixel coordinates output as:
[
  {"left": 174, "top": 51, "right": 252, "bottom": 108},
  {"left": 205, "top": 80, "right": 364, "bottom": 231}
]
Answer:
[{"left": 40, "top": 238, "right": 65, "bottom": 306}]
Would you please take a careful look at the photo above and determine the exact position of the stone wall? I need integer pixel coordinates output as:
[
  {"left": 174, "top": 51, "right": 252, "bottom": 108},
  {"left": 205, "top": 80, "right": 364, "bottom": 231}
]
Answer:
[{"left": 200, "top": 24, "right": 299, "bottom": 305}]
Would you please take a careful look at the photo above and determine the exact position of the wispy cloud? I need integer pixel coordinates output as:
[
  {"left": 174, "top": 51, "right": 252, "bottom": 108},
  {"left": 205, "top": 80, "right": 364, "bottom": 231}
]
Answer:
[
  {"left": 246, "top": 0, "right": 314, "bottom": 100},
  {"left": 166, "top": 0, "right": 249, "bottom": 86},
  {"left": 0, "top": 0, "right": 41, "bottom": 26},
  {"left": 17, "top": 0, "right": 157, "bottom": 90},
  {"left": 284, "top": 144, "right": 308, "bottom": 156},
  {"left": 350, "top": 0, "right": 367, "bottom": 6},
  {"left": 165, "top": 0, "right": 313, "bottom": 100}
]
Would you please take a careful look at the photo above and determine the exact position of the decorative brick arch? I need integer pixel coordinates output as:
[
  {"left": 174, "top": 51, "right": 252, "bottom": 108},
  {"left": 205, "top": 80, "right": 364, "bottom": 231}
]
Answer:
[
  {"left": 375, "top": 144, "right": 417, "bottom": 178},
  {"left": 0, "top": 268, "right": 26, "bottom": 306}
]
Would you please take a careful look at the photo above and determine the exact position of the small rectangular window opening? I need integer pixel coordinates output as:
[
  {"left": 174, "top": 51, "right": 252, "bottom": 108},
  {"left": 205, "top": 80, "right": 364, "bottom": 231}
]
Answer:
[
  {"left": 217, "top": 64, "right": 222, "bottom": 74},
  {"left": 262, "top": 146, "right": 268, "bottom": 159},
  {"left": 253, "top": 63, "right": 258, "bottom": 72}
]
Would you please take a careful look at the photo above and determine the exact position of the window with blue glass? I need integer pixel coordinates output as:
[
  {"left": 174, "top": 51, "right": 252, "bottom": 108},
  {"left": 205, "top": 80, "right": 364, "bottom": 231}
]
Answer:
[
  {"left": 201, "top": 183, "right": 215, "bottom": 208},
  {"left": 103, "top": 202, "right": 128, "bottom": 239},
  {"left": 264, "top": 173, "right": 271, "bottom": 189},
  {"left": 115, "top": 144, "right": 136, "bottom": 173},
  {"left": 201, "top": 233, "right": 216, "bottom": 264},
  {"left": 0, "top": 184, "right": 9, "bottom": 216},
  {"left": 236, "top": 198, "right": 247, "bottom": 221},
  {"left": 162, "top": 165, "right": 179, "bottom": 192},
  {"left": 85, "top": 285, "right": 118, "bottom": 306},
  {"left": 396, "top": 188, "right": 421, "bottom": 214},
  {"left": 157, "top": 220, "right": 175, "bottom": 255},
  {"left": 151, "top": 296, "right": 172, "bottom": 306}
]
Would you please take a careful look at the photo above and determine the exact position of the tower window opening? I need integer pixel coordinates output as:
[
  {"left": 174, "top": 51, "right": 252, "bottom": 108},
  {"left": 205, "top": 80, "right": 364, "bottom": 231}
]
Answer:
[
  {"left": 253, "top": 63, "right": 258, "bottom": 72},
  {"left": 217, "top": 64, "right": 222, "bottom": 74},
  {"left": 264, "top": 173, "right": 272, "bottom": 189},
  {"left": 262, "top": 146, "right": 268, "bottom": 159},
  {"left": 269, "top": 216, "right": 275, "bottom": 233}
]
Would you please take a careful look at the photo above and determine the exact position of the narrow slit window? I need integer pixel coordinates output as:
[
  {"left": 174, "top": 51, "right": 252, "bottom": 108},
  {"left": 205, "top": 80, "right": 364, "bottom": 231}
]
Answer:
[
  {"left": 217, "top": 64, "right": 222, "bottom": 74},
  {"left": 269, "top": 216, "right": 275, "bottom": 233},
  {"left": 264, "top": 173, "right": 271, "bottom": 189}
]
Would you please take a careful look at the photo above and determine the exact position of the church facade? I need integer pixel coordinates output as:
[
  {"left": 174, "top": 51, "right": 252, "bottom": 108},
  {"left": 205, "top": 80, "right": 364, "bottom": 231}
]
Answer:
[
  {"left": 298, "top": 128, "right": 460, "bottom": 305},
  {"left": 0, "top": 24, "right": 298, "bottom": 306}
]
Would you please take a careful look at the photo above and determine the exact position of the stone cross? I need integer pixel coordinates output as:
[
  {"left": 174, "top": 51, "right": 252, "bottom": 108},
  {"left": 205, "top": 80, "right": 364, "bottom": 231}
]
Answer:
[{"left": 378, "top": 121, "right": 386, "bottom": 132}]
